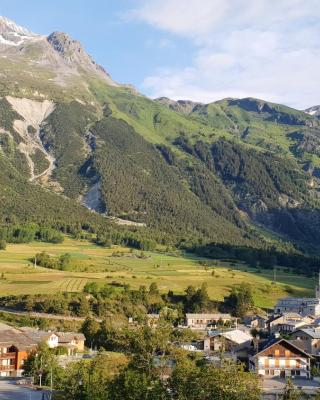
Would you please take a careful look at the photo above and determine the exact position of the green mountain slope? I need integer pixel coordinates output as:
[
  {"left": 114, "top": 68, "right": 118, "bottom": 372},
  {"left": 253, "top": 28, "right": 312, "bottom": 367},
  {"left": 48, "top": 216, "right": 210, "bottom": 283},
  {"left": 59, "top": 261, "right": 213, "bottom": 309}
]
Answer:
[{"left": 1, "top": 17, "right": 320, "bottom": 251}]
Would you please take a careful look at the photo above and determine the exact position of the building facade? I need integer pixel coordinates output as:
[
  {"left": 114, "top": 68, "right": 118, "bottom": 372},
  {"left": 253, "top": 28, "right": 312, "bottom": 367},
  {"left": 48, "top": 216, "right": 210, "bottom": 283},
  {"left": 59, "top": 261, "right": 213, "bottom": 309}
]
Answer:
[
  {"left": 185, "top": 313, "right": 236, "bottom": 329},
  {"left": 290, "top": 328, "right": 320, "bottom": 356},
  {"left": 274, "top": 276, "right": 320, "bottom": 317},
  {"left": 203, "top": 329, "right": 252, "bottom": 352},
  {"left": 274, "top": 298, "right": 320, "bottom": 317},
  {"left": 268, "top": 313, "right": 313, "bottom": 334},
  {"left": 0, "top": 331, "right": 37, "bottom": 377},
  {"left": 0, "top": 328, "right": 86, "bottom": 376},
  {"left": 250, "top": 338, "right": 312, "bottom": 379},
  {"left": 56, "top": 332, "right": 85, "bottom": 354}
]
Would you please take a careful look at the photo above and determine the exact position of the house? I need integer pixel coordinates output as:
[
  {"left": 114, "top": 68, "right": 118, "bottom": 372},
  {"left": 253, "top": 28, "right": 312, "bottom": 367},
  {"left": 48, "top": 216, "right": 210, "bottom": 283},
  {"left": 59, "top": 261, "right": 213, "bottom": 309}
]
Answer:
[
  {"left": 0, "top": 327, "right": 87, "bottom": 376},
  {"left": 243, "top": 315, "right": 267, "bottom": 330},
  {"left": 250, "top": 338, "right": 312, "bottom": 379},
  {"left": 19, "top": 328, "right": 59, "bottom": 349},
  {"left": 0, "top": 330, "right": 37, "bottom": 377},
  {"left": 185, "top": 313, "right": 236, "bottom": 329},
  {"left": 56, "top": 332, "right": 85, "bottom": 355},
  {"left": 274, "top": 277, "right": 320, "bottom": 317},
  {"left": 268, "top": 313, "right": 312, "bottom": 334},
  {"left": 204, "top": 329, "right": 252, "bottom": 353},
  {"left": 290, "top": 328, "right": 320, "bottom": 356}
]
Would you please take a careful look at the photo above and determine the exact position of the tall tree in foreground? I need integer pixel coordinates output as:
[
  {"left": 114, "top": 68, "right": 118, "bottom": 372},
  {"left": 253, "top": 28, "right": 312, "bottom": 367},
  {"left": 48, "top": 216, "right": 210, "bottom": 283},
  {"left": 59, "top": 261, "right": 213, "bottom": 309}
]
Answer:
[{"left": 170, "top": 357, "right": 260, "bottom": 400}]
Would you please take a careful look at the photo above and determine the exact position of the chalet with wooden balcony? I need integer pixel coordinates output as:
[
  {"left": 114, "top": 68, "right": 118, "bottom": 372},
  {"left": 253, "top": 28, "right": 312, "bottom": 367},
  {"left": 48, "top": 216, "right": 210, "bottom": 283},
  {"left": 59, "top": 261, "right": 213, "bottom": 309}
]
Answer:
[{"left": 249, "top": 338, "right": 312, "bottom": 379}]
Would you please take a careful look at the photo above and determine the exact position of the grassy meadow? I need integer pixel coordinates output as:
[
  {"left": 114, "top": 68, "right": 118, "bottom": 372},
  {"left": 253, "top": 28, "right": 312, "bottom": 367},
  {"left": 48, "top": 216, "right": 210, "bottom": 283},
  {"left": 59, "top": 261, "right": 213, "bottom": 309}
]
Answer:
[{"left": 0, "top": 237, "right": 315, "bottom": 309}]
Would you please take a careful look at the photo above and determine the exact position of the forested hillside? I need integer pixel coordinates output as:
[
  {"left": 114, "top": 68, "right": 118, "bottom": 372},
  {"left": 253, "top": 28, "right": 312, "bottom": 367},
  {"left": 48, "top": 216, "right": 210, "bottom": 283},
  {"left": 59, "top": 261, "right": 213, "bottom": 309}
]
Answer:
[{"left": 1, "top": 17, "right": 320, "bottom": 255}]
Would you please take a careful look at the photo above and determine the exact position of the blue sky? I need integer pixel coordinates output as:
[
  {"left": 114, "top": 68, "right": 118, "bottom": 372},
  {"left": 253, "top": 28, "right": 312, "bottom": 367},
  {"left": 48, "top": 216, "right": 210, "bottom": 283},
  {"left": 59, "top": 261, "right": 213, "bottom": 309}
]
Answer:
[{"left": 1, "top": 0, "right": 319, "bottom": 108}]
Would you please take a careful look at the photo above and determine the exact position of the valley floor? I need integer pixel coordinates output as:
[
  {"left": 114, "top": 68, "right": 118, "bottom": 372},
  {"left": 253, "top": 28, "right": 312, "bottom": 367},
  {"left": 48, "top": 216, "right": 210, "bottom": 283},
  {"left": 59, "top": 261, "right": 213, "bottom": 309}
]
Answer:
[{"left": 0, "top": 237, "right": 314, "bottom": 309}]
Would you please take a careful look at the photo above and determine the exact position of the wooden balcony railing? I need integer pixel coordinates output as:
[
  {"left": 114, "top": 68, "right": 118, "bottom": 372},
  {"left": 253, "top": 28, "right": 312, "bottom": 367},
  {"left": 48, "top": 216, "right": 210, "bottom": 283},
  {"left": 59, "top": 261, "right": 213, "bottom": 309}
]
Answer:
[
  {"left": 0, "top": 352, "right": 16, "bottom": 360},
  {"left": 0, "top": 365, "right": 15, "bottom": 371}
]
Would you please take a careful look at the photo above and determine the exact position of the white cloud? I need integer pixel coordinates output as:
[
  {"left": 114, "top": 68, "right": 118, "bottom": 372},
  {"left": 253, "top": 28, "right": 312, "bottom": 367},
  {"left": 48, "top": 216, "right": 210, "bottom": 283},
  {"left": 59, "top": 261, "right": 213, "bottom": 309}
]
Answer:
[{"left": 130, "top": 0, "right": 320, "bottom": 108}]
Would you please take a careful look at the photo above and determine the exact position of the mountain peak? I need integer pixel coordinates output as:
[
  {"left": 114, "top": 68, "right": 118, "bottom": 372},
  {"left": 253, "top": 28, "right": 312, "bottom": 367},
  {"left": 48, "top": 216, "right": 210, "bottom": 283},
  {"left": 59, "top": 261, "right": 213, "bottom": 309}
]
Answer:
[
  {"left": 305, "top": 105, "right": 320, "bottom": 117},
  {"left": 47, "top": 31, "right": 83, "bottom": 58},
  {"left": 0, "top": 16, "right": 38, "bottom": 45},
  {"left": 47, "top": 31, "right": 116, "bottom": 84}
]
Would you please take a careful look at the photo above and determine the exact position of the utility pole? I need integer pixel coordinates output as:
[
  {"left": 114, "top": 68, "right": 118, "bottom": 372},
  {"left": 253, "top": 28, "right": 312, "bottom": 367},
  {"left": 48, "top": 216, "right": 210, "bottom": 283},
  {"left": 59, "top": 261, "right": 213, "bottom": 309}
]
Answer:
[
  {"left": 34, "top": 255, "right": 37, "bottom": 269},
  {"left": 273, "top": 266, "right": 277, "bottom": 284},
  {"left": 50, "top": 365, "right": 53, "bottom": 400}
]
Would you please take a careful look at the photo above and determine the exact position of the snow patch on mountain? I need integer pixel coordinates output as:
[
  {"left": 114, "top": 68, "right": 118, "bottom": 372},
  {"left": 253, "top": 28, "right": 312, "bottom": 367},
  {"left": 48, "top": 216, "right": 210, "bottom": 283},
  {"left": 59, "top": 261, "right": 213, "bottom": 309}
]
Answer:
[
  {"left": 0, "top": 16, "right": 42, "bottom": 46},
  {"left": 305, "top": 105, "right": 320, "bottom": 117}
]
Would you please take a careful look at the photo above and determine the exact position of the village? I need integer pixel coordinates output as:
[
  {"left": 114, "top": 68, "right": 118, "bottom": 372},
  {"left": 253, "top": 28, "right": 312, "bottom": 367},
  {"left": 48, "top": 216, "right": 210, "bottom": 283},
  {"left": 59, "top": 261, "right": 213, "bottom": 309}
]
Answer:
[{"left": 3, "top": 278, "right": 320, "bottom": 398}]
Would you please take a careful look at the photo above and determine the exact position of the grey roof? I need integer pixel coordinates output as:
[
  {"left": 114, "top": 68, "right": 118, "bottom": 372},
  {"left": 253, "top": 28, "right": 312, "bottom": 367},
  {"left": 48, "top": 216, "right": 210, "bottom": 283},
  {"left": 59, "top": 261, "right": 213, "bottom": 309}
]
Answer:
[
  {"left": 254, "top": 338, "right": 312, "bottom": 359},
  {"left": 0, "top": 329, "right": 37, "bottom": 351},
  {"left": 22, "top": 331, "right": 57, "bottom": 342},
  {"left": 294, "top": 328, "right": 320, "bottom": 339},
  {"left": 290, "top": 340, "right": 311, "bottom": 353},
  {"left": 282, "top": 312, "right": 304, "bottom": 318},
  {"left": 56, "top": 332, "right": 85, "bottom": 343}
]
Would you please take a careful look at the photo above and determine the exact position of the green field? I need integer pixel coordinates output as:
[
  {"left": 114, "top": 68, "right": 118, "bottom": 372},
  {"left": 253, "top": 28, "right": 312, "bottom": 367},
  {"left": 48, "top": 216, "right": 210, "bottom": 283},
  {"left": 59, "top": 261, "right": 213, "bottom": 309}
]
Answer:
[{"left": 0, "top": 237, "right": 315, "bottom": 309}]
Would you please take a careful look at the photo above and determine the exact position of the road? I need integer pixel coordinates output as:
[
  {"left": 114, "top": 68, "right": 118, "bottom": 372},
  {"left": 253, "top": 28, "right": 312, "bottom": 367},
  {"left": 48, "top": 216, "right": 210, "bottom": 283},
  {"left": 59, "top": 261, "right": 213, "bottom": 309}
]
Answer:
[
  {"left": 0, "top": 380, "right": 45, "bottom": 400},
  {"left": 262, "top": 377, "right": 320, "bottom": 396}
]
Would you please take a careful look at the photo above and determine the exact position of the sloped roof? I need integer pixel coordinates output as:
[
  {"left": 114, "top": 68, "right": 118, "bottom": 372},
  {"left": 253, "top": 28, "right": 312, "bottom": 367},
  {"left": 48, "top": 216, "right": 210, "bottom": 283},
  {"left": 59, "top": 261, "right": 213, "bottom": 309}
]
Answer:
[
  {"left": 186, "top": 313, "right": 233, "bottom": 319},
  {"left": 22, "top": 330, "right": 57, "bottom": 342},
  {"left": 220, "top": 330, "right": 252, "bottom": 344},
  {"left": 254, "top": 338, "right": 312, "bottom": 359},
  {"left": 293, "top": 328, "right": 320, "bottom": 339},
  {"left": 56, "top": 332, "right": 85, "bottom": 343},
  {"left": 290, "top": 340, "right": 310, "bottom": 353},
  {"left": 0, "top": 329, "right": 37, "bottom": 351}
]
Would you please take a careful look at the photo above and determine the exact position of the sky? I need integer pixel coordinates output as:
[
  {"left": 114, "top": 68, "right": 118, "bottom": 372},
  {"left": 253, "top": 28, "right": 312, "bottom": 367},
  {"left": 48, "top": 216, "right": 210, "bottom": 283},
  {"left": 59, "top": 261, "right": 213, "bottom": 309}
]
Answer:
[{"left": 1, "top": 0, "right": 319, "bottom": 109}]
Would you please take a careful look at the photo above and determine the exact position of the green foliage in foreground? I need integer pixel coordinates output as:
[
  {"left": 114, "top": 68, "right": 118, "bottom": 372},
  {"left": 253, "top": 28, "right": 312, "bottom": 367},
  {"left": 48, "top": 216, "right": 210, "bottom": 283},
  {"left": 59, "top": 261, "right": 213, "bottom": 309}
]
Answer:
[
  {"left": 22, "top": 326, "right": 260, "bottom": 400},
  {"left": 62, "top": 358, "right": 260, "bottom": 400}
]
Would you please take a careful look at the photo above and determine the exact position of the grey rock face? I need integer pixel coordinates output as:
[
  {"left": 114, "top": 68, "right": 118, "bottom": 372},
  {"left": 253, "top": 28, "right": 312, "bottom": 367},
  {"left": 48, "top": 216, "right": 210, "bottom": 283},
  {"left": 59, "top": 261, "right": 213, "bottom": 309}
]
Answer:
[{"left": 47, "top": 31, "right": 113, "bottom": 81}]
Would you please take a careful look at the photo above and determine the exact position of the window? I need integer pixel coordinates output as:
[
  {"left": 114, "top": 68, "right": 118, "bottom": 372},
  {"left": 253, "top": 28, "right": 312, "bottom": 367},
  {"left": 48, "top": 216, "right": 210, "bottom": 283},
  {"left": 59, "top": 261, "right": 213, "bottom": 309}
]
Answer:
[
  {"left": 285, "top": 350, "right": 290, "bottom": 357},
  {"left": 275, "top": 349, "right": 280, "bottom": 356}
]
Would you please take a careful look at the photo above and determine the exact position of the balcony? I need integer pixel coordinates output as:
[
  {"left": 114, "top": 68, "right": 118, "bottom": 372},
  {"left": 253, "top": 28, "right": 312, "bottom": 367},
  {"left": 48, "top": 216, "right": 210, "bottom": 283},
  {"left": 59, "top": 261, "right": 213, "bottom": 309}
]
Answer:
[
  {"left": 0, "top": 352, "right": 16, "bottom": 360},
  {"left": 0, "top": 365, "right": 15, "bottom": 371}
]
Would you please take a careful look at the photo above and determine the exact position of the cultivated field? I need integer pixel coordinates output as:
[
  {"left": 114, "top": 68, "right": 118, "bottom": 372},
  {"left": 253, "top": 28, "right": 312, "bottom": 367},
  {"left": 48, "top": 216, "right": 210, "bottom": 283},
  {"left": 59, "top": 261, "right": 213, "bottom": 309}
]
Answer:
[{"left": 0, "top": 237, "right": 315, "bottom": 309}]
